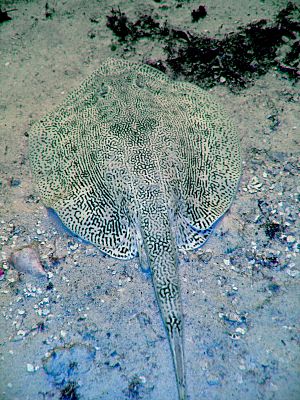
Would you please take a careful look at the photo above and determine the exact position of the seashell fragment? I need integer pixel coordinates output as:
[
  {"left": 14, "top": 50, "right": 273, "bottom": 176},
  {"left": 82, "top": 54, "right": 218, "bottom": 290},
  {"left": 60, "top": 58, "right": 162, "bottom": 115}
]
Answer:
[{"left": 9, "top": 246, "right": 46, "bottom": 277}]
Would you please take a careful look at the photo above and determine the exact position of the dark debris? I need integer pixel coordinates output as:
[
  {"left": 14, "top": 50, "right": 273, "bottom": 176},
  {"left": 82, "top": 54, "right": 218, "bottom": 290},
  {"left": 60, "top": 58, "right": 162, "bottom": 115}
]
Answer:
[
  {"left": 264, "top": 220, "right": 284, "bottom": 240},
  {"left": 268, "top": 282, "right": 281, "bottom": 293},
  {"left": 106, "top": 2, "right": 300, "bottom": 90},
  {"left": 45, "top": 2, "right": 55, "bottom": 20},
  {"left": 107, "top": 9, "right": 162, "bottom": 42},
  {"left": 10, "top": 178, "right": 21, "bottom": 187},
  {"left": 60, "top": 381, "right": 79, "bottom": 400},
  {"left": 124, "top": 375, "right": 144, "bottom": 400},
  {"left": 191, "top": 5, "right": 207, "bottom": 22},
  {"left": 257, "top": 200, "right": 286, "bottom": 240},
  {"left": 0, "top": 8, "right": 16, "bottom": 24}
]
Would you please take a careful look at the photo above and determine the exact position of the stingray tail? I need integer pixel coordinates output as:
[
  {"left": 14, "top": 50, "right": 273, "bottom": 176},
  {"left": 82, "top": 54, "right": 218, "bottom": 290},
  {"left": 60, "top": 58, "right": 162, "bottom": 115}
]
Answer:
[
  {"left": 168, "top": 318, "right": 186, "bottom": 400},
  {"left": 151, "top": 268, "right": 187, "bottom": 400},
  {"left": 140, "top": 208, "right": 187, "bottom": 400}
]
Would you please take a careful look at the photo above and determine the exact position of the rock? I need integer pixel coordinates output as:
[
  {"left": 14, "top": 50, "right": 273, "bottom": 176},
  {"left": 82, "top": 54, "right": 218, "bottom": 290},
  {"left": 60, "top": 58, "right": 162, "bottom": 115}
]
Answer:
[{"left": 9, "top": 246, "right": 46, "bottom": 277}]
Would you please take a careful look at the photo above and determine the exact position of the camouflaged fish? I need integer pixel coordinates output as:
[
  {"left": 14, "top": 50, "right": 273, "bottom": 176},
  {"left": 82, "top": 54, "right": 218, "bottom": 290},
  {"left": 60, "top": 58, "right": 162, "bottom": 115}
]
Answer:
[{"left": 29, "top": 58, "right": 241, "bottom": 399}]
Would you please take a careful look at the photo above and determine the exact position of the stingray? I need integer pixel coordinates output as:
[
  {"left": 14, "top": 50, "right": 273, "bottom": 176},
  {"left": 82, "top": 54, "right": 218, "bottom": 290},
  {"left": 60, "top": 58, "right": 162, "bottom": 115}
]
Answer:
[{"left": 29, "top": 58, "right": 241, "bottom": 399}]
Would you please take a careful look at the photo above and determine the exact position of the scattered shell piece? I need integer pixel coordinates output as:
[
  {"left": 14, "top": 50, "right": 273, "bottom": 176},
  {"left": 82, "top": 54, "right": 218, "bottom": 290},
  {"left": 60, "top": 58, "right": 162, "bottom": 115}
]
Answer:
[
  {"left": 24, "top": 284, "right": 43, "bottom": 297},
  {"left": 69, "top": 243, "right": 78, "bottom": 251},
  {"left": 286, "top": 235, "right": 296, "bottom": 243},
  {"left": 139, "top": 376, "right": 147, "bottom": 384},
  {"left": 286, "top": 269, "right": 299, "bottom": 277},
  {"left": 235, "top": 327, "right": 246, "bottom": 335},
  {"left": 247, "top": 176, "right": 263, "bottom": 193},
  {"left": 26, "top": 363, "right": 35, "bottom": 372},
  {"left": 9, "top": 247, "right": 46, "bottom": 277}
]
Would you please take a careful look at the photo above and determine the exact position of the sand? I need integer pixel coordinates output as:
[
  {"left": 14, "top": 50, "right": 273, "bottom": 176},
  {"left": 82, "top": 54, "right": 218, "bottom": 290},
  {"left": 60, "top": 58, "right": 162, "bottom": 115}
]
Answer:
[{"left": 0, "top": 1, "right": 299, "bottom": 399}]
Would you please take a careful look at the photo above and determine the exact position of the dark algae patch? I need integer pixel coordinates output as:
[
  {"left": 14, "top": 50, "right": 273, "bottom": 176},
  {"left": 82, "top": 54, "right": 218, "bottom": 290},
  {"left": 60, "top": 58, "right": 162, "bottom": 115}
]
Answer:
[
  {"left": 107, "top": 2, "right": 300, "bottom": 90},
  {"left": 107, "top": 8, "right": 162, "bottom": 42}
]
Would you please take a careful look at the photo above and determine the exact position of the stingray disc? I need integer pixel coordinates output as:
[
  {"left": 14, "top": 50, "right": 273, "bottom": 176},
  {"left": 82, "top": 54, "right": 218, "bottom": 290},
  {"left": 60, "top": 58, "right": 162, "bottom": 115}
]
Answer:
[{"left": 29, "top": 58, "right": 241, "bottom": 258}]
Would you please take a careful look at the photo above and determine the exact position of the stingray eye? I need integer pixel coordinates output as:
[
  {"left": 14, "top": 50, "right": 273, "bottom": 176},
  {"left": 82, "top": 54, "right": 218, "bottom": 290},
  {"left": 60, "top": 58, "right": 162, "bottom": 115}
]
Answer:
[
  {"left": 135, "top": 73, "right": 162, "bottom": 95},
  {"left": 135, "top": 75, "right": 146, "bottom": 89},
  {"left": 135, "top": 74, "right": 159, "bottom": 91},
  {"left": 98, "top": 82, "right": 109, "bottom": 98}
]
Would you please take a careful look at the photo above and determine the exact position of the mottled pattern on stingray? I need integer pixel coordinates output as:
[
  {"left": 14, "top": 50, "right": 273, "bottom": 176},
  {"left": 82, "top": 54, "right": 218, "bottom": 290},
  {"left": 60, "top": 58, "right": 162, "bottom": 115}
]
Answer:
[
  {"left": 176, "top": 219, "right": 213, "bottom": 251},
  {"left": 29, "top": 58, "right": 241, "bottom": 258}
]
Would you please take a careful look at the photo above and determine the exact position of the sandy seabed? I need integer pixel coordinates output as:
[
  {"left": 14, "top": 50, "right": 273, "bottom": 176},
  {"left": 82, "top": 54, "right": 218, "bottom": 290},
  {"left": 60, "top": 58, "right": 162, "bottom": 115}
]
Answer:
[{"left": 0, "top": 1, "right": 299, "bottom": 399}]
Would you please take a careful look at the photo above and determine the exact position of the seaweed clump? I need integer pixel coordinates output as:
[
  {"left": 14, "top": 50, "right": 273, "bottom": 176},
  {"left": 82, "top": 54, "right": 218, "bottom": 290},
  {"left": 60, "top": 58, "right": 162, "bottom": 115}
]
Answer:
[
  {"left": 107, "top": 2, "right": 300, "bottom": 90},
  {"left": 107, "top": 9, "right": 162, "bottom": 42}
]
